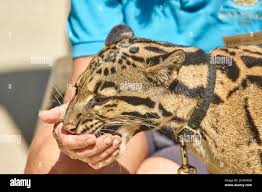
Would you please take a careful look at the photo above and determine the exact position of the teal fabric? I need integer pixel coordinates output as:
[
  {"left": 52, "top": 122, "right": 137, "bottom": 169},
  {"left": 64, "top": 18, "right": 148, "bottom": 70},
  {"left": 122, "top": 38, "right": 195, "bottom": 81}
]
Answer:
[{"left": 67, "top": 0, "right": 262, "bottom": 57}]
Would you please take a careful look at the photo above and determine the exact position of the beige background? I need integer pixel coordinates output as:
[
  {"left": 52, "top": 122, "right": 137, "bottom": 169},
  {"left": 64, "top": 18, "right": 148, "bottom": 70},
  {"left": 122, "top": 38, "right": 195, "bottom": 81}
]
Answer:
[
  {"left": 0, "top": 0, "right": 70, "bottom": 72},
  {"left": 0, "top": 0, "right": 70, "bottom": 173}
]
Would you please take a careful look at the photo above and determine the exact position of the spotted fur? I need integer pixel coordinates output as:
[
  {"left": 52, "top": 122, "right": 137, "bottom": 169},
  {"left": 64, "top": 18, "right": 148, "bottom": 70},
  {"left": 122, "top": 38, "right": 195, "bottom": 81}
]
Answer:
[{"left": 63, "top": 25, "right": 262, "bottom": 174}]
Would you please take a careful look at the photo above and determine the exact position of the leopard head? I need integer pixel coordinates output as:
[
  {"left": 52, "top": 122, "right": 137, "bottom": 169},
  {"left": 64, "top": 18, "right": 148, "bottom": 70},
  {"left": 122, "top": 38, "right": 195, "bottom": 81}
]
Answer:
[{"left": 63, "top": 25, "right": 186, "bottom": 147}]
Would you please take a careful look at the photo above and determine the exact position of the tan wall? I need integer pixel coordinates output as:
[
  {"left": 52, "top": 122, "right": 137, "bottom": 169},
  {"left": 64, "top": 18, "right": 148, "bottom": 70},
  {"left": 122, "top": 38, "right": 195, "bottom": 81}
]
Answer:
[
  {"left": 0, "top": 106, "right": 28, "bottom": 174},
  {"left": 0, "top": 0, "right": 71, "bottom": 173},
  {"left": 0, "top": 0, "right": 70, "bottom": 72}
]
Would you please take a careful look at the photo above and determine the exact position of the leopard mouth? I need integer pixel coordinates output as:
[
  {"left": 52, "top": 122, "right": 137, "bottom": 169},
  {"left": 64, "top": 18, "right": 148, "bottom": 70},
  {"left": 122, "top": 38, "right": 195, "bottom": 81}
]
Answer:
[
  {"left": 69, "top": 117, "right": 127, "bottom": 137},
  {"left": 94, "top": 125, "right": 122, "bottom": 138}
]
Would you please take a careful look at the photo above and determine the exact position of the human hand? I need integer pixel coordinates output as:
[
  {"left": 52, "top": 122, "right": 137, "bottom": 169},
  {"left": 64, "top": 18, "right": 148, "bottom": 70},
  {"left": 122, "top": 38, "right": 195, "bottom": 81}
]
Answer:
[{"left": 38, "top": 103, "right": 122, "bottom": 169}]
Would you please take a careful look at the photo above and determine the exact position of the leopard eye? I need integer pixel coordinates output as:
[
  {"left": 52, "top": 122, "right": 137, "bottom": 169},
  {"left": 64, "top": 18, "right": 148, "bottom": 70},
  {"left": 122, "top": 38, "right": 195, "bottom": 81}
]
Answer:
[
  {"left": 85, "top": 95, "right": 109, "bottom": 109},
  {"left": 94, "top": 95, "right": 109, "bottom": 104}
]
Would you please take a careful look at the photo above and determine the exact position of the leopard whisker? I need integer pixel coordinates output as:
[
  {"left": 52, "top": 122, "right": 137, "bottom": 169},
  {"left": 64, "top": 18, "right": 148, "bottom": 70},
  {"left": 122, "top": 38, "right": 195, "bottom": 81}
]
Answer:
[
  {"left": 113, "top": 114, "right": 147, "bottom": 121},
  {"left": 53, "top": 84, "right": 64, "bottom": 100},
  {"left": 104, "top": 121, "right": 137, "bottom": 127},
  {"left": 52, "top": 91, "right": 62, "bottom": 105},
  {"left": 147, "top": 112, "right": 160, "bottom": 119}
]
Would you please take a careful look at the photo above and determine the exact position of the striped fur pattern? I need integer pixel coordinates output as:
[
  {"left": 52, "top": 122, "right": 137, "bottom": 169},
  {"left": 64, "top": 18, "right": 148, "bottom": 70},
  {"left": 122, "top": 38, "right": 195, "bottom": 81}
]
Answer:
[{"left": 63, "top": 25, "right": 262, "bottom": 173}]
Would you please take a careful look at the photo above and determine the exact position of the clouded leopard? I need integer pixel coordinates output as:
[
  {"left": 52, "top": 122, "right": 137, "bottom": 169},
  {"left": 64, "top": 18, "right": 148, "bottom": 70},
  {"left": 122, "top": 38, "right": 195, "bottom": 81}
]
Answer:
[{"left": 63, "top": 25, "right": 262, "bottom": 174}]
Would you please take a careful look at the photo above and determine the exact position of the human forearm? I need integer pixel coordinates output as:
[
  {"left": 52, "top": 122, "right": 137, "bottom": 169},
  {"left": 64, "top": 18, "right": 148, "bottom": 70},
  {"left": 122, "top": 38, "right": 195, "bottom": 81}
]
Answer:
[
  {"left": 71, "top": 56, "right": 93, "bottom": 84},
  {"left": 64, "top": 56, "right": 93, "bottom": 103}
]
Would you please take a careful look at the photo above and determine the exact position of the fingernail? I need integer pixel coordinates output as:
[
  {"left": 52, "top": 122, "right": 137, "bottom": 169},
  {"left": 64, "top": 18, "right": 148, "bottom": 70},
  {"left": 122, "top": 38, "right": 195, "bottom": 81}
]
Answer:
[
  {"left": 113, "top": 139, "right": 121, "bottom": 146},
  {"left": 104, "top": 137, "right": 113, "bottom": 145},
  {"left": 87, "top": 139, "right": 96, "bottom": 145},
  {"left": 95, "top": 162, "right": 102, "bottom": 169}
]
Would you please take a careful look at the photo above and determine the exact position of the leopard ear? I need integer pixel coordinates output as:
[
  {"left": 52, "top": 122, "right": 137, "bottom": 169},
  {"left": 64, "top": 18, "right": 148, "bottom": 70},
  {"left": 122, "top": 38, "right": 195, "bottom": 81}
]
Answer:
[
  {"left": 105, "top": 25, "right": 134, "bottom": 46},
  {"left": 145, "top": 49, "right": 185, "bottom": 86}
]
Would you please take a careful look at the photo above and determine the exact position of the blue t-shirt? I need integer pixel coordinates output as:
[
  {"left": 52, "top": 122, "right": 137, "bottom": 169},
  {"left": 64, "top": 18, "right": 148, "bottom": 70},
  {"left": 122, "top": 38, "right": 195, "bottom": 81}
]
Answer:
[{"left": 67, "top": 0, "right": 262, "bottom": 57}]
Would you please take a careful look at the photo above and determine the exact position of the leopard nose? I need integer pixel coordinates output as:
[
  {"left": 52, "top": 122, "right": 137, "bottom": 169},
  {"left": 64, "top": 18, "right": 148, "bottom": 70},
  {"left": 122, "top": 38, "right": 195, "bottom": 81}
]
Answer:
[{"left": 63, "top": 124, "right": 77, "bottom": 134}]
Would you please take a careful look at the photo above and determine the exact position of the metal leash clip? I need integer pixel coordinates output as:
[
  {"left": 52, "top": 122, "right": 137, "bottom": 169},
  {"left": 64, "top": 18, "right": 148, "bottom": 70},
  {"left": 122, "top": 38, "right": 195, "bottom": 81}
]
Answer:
[{"left": 176, "top": 125, "right": 198, "bottom": 174}]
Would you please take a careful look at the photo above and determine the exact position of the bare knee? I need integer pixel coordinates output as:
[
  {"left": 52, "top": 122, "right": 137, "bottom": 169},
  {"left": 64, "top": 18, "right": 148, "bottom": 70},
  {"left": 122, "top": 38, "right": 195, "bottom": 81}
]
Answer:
[{"left": 136, "top": 157, "right": 179, "bottom": 174}]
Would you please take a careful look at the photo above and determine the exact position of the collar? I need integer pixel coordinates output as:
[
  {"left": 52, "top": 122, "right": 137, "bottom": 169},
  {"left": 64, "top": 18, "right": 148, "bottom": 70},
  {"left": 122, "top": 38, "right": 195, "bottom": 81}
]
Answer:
[{"left": 176, "top": 57, "right": 217, "bottom": 142}]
